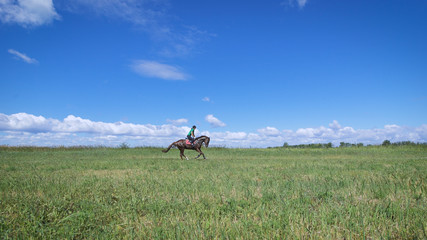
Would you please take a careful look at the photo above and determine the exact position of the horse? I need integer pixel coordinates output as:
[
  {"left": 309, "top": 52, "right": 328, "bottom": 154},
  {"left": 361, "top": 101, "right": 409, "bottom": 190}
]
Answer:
[{"left": 162, "top": 135, "right": 210, "bottom": 160}]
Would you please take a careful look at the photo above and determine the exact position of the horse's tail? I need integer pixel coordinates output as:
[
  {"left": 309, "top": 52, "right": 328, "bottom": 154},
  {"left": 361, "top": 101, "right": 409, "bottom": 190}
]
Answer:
[{"left": 162, "top": 143, "right": 175, "bottom": 153}]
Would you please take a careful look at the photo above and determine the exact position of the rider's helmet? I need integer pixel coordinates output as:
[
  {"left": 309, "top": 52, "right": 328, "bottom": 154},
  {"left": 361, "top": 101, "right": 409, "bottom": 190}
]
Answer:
[{"left": 193, "top": 125, "right": 197, "bottom": 129}]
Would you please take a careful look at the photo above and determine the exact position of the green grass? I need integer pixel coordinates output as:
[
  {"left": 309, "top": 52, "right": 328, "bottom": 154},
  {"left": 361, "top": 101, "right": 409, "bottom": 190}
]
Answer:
[{"left": 0, "top": 146, "right": 426, "bottom": 239}]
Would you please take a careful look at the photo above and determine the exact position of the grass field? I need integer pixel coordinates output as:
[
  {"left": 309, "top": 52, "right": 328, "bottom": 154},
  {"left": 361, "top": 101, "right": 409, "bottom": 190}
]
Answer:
[{"left": 0, "top": 146, "right": 426, "bottom": 239}]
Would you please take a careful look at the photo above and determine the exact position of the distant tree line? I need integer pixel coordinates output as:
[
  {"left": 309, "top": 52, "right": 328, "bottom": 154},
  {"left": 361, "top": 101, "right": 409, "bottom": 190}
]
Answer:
[
  {"left": 380, "top": 140, "right": 427, "bottom": 147},
  {"left": 279, "top": 140, "right": 427, "bottom": 149},
  {"left": 282, "top": 142, "right": 333, "bottom": 149},
  {"left": 339, "top": 142, "right": 364, "bottom": 148}
]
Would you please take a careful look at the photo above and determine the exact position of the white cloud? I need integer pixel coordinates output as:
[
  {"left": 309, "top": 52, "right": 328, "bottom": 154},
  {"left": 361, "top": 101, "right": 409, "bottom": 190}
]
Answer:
[
  {"left": 8, "top": 49, "right": 38, "bottom": 64},
  {"left": 131, "top": 60, "right": 188, "bottom": 80},
  {"left": 0, "top": 0, "right": 60, "bottom": 27},
  {"left": 209, "top": 131, "right": 247, "bottom": 140},
  {"left": 0, "top": 113, "right": 188, "bottom": 137},
  {"left": 258, "top": 127, "right": 281, "bottom": 136},
  {"left": 202, "top": 97, "right": 210, "bottom": 102},
  {"left": 166, "top": 118, "right": 188, "bottom": 126},
  {"left": 0, "top": 112, "right": 57, "bottom": 132},
  {"left": 1, "top": 114, "right": 426, "bottom": 148},
  {"left": 329, "top": 120, "right": 341, "bottom": 130},
  {"left": 205, "top": 114, "right": 226, "bottom": 128}
]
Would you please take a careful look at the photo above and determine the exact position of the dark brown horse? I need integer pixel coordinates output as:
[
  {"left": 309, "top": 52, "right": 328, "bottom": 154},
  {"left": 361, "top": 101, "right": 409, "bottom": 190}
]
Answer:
[{"left": 162, "top": 135, "right": 210, "bottom": 160}]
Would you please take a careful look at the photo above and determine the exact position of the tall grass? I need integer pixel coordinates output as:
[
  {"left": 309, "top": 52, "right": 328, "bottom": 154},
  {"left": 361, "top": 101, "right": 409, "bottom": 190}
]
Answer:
[{"left": 0, "top": 146, "right": 426, "bottom": 239}]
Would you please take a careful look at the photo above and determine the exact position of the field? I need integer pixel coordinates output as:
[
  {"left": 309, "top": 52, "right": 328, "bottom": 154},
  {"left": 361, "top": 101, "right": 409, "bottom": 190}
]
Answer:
[{"left": 0, "top": 146, "right": 426, "bottom": 239}]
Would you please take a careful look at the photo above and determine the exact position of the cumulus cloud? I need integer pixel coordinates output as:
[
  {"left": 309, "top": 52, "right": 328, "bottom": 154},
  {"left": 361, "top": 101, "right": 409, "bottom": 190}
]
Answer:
[
  {"left": 202, "top": 97, "right": 211, "bottom": 102},
  {"left": 205, "top": 114, "right": 226, "bottom": 128},
  {"left": 0, "top": 113, "right": 188, "bottom": 137},
  {"left": 131, "top": 60, "right": 188, "bottom": 80},
  {"left": 258, "top": 127, "right": 281, "bottom": 136},
  {"left": 287, "top": 123, "right": 426, "bottom": 146},
  {"left": 329, "top": 120, "right": 341, "bottom": 130},
  {"left": 166, "top": 118, "right": 188, "bottom": 126},
  {"left": 1, "top": 113, "right": 426, "bottom": 148},
  {"left": 8, "top": 49, "right": 38, "bottom": 64},
  {"left": 209, "top": 131, "right": 247, "bottom": 140},
  {"left": 0, "top": 0, "right": 60, "bottom": 27}
]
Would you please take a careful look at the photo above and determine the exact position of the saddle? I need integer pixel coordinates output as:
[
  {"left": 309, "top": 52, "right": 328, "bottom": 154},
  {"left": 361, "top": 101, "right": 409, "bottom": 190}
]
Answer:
[{"left": 185, "top": 139, "right": 192, "bottom": 145}]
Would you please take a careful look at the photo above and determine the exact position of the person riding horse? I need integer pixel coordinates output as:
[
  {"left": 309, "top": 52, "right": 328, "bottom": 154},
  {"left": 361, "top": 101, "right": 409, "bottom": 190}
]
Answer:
[
  {"left": 162, "top": 135, "right": 210, "bottom": 160},
  {"left": 187, "top": 125, "right": 196, "bottom": 145},
  {"left": 162, "top": 125, "right": 210, "bottom": 160}
]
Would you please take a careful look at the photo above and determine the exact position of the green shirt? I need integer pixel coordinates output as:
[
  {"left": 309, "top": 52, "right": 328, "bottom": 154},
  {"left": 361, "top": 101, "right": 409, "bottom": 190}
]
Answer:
[{"left": 188, "top": 128, "right": 195, "bottom": 136}]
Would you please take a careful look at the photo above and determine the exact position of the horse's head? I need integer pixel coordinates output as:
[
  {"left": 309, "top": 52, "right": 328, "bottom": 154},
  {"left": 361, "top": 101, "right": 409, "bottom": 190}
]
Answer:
[
  {"left": 204, "top": 136, "right": 210, "bottom": 148},
  {"left": 197, "top": 135, "right": 210, "bottom": 148}
]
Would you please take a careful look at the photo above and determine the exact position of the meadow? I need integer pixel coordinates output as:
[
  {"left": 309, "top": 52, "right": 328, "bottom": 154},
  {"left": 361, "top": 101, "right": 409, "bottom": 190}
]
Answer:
[{"left": 0, "top": 145, "right": 426, "bottom": 239}]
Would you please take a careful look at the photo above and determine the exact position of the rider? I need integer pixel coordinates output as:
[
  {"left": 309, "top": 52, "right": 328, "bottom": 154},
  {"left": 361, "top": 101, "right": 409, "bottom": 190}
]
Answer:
[{"left": 187, "top": 125, "right": 197, "bottom": 145}]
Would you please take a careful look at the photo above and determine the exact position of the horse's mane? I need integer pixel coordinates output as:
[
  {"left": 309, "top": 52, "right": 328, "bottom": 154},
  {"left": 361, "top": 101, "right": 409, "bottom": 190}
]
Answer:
[
  {"left": 195, "top": 135, "right": 210, "bottom": 147},
  {"left": 195, "top": 135, "right": 209, "bottom": 140}
]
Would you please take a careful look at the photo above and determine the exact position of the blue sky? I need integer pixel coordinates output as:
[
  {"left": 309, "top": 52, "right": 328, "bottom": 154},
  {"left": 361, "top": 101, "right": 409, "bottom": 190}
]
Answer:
[{"left": 1, "top": 0, "right": 426, "bottom": 147}]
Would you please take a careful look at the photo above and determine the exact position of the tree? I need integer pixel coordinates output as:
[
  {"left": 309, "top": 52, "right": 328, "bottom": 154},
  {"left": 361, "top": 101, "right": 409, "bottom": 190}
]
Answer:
[
  {"left": 119, "top": 142, "right": 130, "bottom": 149},
  {"left": 382, "top": 140, "right": 391, "bottom": 146}
]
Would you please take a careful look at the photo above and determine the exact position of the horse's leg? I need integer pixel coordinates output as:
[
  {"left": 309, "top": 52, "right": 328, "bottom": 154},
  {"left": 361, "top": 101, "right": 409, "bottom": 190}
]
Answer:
[
  {"left": 194, "top": 148, "right": 206, "bottom": 159},
  {"left": 180, "top": 149, "right": 189, "bottom": 160},
  {"left": 195, "top": 152, "right": 201, "bottom": 159},
  {"left": 179, "top": 148, "right": 184, "bottom": 160}
]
